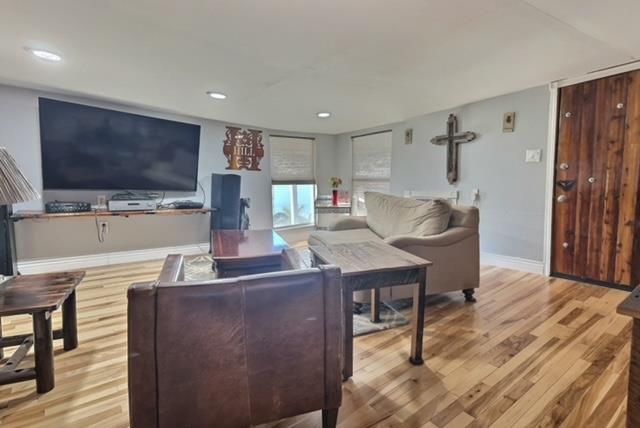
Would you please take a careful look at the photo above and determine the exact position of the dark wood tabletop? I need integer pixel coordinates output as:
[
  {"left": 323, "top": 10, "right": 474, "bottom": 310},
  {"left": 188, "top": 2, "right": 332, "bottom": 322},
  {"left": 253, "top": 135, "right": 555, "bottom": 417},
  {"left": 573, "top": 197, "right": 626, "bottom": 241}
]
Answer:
[
  {"left": 309, "top": 241, "right": 432, "bottom": 277},
  {"left": 0, "top": 272, "right": 85, "bottom": 316},
  {"left": 211, "top": 229, "right": 289, "bottom": 260}
]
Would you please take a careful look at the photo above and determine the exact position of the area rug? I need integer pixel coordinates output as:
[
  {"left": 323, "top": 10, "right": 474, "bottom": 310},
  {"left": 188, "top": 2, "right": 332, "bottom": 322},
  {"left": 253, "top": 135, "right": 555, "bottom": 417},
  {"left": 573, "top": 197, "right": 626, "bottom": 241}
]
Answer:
[
  {"left": 183, "top": 254, "right": 411, "bottom": 336},
  {"left": 353, "top": 299, "right": 411, "bottom": 336},
  {"left": 184, "top": 254, "right": 216, "bottom": 280}
]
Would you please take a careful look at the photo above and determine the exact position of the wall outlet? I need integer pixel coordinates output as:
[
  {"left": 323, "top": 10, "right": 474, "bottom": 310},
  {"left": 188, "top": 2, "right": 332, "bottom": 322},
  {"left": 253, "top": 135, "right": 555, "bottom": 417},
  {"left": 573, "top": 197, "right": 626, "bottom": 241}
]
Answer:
[
  {"left": 525, "top": 149, "right": 542, "bottom": 163},
  {"left": 97, "top": 195, "right": 107, "bottom": 207}
]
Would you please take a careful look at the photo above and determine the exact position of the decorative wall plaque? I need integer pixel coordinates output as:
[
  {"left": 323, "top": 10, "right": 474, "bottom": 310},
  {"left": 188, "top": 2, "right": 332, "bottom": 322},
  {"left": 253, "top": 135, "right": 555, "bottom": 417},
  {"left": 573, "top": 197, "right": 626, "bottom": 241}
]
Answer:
[
  {"left": 223, "top": 126, "right": 264, "bottom": 171},
  {"left": 405, "top": 128, "right": 413, "bottom": 145},
  {"left": 503, "top": 112, "right": 516, "bottom": 132}
]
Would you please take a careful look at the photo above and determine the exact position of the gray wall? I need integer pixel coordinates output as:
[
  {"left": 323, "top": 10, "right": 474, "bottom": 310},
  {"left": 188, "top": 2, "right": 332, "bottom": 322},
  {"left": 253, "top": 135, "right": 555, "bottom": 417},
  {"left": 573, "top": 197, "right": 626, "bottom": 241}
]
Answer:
[
  {"left": 0, "top": 84, "right": 337, "bottom": 260},
  {"left": 336, "top": 86, "right": 550, "bottom": 262}
]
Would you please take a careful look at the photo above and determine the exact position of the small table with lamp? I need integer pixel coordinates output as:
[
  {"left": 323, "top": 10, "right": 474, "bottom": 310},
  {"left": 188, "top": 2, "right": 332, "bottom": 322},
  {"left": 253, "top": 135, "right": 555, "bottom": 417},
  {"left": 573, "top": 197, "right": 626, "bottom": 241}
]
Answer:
[{"left": 314, "top": 197, "right": 352, "bottom": 229}]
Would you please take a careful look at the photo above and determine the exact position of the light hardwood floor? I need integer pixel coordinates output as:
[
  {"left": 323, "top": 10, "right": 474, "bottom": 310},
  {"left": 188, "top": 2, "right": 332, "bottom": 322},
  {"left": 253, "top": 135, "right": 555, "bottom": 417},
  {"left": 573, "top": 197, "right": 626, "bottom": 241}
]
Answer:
[{"left": 0, "top": 259, "right": 631, "bottom": 428}]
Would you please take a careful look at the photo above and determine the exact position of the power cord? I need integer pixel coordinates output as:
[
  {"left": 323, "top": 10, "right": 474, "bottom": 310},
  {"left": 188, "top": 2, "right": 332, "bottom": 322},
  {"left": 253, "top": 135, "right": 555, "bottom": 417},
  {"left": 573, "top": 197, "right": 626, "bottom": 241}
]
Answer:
[
  {"left": 94, "top": 210, "right": 106, "bottom": 243},
  {"left": 198, "top": 179, "right": 206, "bottom": 207}
]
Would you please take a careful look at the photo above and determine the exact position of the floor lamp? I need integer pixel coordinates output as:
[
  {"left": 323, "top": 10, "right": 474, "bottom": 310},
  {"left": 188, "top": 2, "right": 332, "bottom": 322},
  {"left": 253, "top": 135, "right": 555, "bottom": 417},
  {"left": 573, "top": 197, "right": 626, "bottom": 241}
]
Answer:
[{"left": 0, "top": 148, "right": 40, "bottom": 276}]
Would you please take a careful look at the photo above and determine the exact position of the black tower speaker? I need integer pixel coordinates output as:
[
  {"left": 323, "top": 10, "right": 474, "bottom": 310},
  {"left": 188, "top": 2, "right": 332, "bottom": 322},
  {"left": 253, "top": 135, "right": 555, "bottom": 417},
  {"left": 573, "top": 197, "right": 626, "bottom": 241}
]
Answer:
[
  {"left": 210, "top": 173, "right": 241, "bottom": 230},
  {"left": 0, "top": 205, "right": 17, "bottom": 276}
]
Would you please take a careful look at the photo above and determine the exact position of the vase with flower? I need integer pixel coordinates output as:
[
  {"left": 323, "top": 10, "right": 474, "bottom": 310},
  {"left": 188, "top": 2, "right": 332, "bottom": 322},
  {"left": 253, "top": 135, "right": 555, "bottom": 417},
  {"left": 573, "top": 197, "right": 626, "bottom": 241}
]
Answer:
[{"left": 329, "top": 177, "right": 342, "bottom": 206}]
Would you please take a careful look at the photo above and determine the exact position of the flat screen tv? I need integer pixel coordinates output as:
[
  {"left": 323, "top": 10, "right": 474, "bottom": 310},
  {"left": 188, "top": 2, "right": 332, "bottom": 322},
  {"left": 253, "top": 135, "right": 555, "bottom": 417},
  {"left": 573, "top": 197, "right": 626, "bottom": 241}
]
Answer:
[{"left": 38, "top": 98, "right": 201, "bottom": 191}]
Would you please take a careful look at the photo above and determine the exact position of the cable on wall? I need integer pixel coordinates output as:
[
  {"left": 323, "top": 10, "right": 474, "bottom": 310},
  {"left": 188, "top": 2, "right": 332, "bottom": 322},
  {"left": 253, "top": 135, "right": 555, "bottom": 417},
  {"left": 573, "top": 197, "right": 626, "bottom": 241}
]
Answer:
[{"left": 94, "top": 210, "right": 106, "bottom": 243}]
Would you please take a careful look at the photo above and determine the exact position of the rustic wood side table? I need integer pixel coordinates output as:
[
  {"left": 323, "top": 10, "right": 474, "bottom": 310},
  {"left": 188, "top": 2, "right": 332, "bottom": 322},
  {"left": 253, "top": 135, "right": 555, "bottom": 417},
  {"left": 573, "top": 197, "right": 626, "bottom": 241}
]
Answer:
[
  {"left": 310, "top": 241, "right": 432, "bottom": 380},
  {"left": 0, "top": 271, "right": 85, "bottom": 393}
]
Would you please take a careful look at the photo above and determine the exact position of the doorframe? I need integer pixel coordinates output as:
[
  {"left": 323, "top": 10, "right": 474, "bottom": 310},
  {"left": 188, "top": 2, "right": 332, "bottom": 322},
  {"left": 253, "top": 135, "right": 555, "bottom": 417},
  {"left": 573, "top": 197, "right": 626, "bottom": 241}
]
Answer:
[
  {"left": 542, "top": 83, "right": 559, "bottom": 276},
  {"left": 542, "top": 60, "right": 640, "bottom": 276}
]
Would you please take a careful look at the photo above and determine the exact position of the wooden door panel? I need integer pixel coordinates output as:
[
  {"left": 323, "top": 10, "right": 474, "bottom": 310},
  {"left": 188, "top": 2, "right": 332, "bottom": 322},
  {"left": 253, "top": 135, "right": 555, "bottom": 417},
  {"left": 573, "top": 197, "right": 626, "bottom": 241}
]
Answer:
[
  {"left": 572, "top": 81, "right": 597, "bottom": 278},
  {"left": 598, "top": 74, "right": 628, "bottom": 283},
  {"left": 553, "top": 71, "right": 637, "bottom": 287},
  {"left": 552, "top": 83, "right": 583, "bottom": 276},
  {"left": 585, "top": 78, "right": 609, "bottom": 280},
  {"left": 615, "top": 70, "right": 640, "bottom": 285}
]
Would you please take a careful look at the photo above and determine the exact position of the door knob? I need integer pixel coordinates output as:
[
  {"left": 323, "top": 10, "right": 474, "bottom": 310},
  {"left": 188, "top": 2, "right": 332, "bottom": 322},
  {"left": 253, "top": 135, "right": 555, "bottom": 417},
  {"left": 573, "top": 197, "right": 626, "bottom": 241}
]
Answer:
[
  {"left": 559, "top": 163, "right": 569, "bottom": 170},
  {"left": 562, "top": 242, "right": 569, "bottom": 249},
  {"left": 557, "top": 195, "right": 568, "bottom": 203},
  {"left": 588, "top": 177, "right": 596, "bottom": 183}
]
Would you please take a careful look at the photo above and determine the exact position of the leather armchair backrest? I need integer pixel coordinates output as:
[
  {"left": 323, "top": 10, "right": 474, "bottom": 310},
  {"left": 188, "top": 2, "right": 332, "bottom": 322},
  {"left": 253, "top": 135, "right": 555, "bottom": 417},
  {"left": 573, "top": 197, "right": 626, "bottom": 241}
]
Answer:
[{"left": 128, "top": 256, "right": 342, "bottom": 428}]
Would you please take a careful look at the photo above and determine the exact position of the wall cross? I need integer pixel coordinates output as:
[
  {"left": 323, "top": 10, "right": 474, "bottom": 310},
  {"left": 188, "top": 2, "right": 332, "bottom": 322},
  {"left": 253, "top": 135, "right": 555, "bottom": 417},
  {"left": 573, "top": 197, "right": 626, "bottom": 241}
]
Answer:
[{"left": 430, "top": 114, "right": 477, "bottom": 184}]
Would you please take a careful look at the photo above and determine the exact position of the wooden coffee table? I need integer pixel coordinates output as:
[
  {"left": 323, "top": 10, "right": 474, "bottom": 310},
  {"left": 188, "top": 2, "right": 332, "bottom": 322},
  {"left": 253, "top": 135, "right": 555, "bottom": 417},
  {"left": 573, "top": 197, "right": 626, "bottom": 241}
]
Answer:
[
  {"left": 211, "top": 229, "right": 290, "bottom": 278},
  {"left": 0, "top": 271, "right": 85, "bottom": 393},
  {"left": 310, "top": 241, "right": 432, "bottom": 380}
]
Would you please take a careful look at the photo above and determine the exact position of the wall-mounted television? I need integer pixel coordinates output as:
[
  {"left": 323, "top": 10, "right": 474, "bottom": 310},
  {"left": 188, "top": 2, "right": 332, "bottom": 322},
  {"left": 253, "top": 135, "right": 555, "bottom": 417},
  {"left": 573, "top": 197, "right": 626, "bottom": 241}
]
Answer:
[{"left": 38, "top": 98, "right": 201, "bottom": 191}]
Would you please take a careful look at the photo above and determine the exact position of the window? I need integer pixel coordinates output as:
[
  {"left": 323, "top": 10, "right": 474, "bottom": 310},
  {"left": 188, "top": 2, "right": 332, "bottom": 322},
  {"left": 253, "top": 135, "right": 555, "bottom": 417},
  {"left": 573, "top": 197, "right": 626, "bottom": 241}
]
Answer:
[
  {"left": 270, "top": 136, "right": 316, "bottom": 228},
  {"left": 352, "top": 131, "right": 392, "bottom": 215}
]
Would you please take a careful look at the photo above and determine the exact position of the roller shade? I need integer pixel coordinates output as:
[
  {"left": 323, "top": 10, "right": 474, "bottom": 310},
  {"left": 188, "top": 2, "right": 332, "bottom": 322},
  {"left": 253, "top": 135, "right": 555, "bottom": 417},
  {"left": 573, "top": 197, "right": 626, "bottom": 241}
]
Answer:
[
  {"left": 352, "top": 131, "right": 392, "bottom": 181},
  {"left": 352, "top": 131, "right": 392, "bottom": 215},
  {"left": 270, "top": 136, "right": 315, "bottom": 184}
]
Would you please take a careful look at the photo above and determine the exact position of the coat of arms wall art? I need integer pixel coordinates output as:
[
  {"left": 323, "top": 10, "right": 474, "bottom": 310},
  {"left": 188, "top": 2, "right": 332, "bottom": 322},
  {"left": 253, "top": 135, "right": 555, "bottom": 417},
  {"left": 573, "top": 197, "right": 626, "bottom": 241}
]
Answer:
[{"left": 223, "top": 126, "right": 264, "bottom": 171}]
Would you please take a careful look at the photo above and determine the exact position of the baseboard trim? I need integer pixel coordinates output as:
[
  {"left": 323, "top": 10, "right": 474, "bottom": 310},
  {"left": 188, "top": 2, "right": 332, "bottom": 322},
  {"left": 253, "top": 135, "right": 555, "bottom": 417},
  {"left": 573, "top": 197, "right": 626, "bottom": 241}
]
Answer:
[
  {"left": 480, "top": 252, "right": 544, "bottom": 275},
  {"left": 17, "top": 242, "right": 210, "bottom": 274},
  {"left": 17, "top": 246, "right": 544, "bottom": 276}
]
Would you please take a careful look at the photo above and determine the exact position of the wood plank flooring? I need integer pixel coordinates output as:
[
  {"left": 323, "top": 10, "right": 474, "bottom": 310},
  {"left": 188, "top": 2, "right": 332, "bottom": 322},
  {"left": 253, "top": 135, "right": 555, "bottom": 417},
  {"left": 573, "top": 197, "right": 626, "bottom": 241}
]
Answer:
[{"left": 0, "top": 259, "right": 631, "bottom": 427}]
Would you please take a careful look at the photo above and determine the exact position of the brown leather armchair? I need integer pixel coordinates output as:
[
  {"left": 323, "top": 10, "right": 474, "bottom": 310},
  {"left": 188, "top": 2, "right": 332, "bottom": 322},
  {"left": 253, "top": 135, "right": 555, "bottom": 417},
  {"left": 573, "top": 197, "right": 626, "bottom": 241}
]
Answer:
[{"left": 128, "top": 254, "right": 343, "bottom": 428}]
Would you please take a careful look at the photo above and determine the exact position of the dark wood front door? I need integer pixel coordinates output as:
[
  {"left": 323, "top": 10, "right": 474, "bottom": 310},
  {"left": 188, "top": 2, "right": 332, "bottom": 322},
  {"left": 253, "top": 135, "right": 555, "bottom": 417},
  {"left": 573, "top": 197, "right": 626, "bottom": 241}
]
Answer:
[{"left": 552, "top": 70, "right": 640, "bottom": 287}]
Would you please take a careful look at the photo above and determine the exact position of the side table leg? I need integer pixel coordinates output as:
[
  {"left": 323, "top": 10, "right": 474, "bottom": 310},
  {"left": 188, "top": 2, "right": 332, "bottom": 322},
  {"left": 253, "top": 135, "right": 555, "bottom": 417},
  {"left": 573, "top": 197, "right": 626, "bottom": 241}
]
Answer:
[
  {"left": 62, "top": 290, "right": 78, "bottom": 351},
  {"left": 342, "top": 282, "right": 354, "bottom": 380},
  {"left": 33, "top": 311, "right": 54, "bottom": 393},
  {"left": 371, "top": 289, "right": 381, "bottom": 323},
  {"left": 409, "top": 268, "right": 427, "bottom": 365}
]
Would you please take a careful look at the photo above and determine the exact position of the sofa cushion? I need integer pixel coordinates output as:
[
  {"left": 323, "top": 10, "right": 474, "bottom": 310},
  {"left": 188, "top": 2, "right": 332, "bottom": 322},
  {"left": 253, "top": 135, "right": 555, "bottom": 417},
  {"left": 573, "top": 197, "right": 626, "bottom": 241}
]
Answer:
[
  {"left": 364, "top": 192, "right": 451, "bottom": 239},
  {"left": 308, "top": 228, "right": 382, "bottom": 247}
]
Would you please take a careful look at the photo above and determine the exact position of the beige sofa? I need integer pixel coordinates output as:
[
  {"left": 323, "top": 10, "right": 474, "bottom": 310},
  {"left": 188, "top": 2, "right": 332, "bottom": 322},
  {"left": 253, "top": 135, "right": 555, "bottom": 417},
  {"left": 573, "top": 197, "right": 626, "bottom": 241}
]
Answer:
[{"left": 308, "top": 192, "right": 480, "bottom": 302}]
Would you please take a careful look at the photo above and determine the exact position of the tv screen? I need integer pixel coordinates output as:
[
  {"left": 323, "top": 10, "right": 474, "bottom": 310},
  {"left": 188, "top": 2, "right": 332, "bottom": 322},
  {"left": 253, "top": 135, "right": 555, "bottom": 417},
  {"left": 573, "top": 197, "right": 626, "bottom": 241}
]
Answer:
[{"left": 38, "top": 98, "right": 201, "bottom": 191}]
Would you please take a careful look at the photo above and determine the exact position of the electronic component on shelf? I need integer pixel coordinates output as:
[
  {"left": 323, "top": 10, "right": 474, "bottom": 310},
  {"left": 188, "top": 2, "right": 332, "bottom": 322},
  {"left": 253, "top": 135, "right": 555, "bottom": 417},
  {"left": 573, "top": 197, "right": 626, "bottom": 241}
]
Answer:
[
  {"left": 110, "top": 192, "right": 155, "bottom": 201},
  {"left": 107, "top": 199, "right": 157, "bottom": 212},
  {"left": 45, "top": 201, "right": 92, "bottom": 214},
  {"left": 170, "top": 201, "right": 204, "bottom": 209}
]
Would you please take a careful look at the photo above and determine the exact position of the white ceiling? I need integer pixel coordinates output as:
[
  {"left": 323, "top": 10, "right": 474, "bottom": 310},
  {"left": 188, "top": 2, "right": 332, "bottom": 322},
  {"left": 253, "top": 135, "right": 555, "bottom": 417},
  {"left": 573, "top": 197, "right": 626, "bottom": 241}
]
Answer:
[{"left": 0, "top": 0, "right": 638, "bottom": 134}]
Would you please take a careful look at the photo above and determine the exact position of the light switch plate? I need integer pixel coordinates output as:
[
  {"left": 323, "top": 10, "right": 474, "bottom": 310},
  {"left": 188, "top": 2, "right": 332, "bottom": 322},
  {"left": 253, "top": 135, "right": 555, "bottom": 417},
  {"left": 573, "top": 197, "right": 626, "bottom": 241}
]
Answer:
[{"left": 525, "top": 149, "right": 542, "bottom": 163}]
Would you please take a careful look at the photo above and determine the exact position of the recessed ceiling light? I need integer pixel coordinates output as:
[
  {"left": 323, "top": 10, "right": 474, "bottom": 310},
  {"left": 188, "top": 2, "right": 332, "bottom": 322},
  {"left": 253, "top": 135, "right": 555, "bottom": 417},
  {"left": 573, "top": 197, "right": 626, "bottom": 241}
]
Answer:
[
  {"left": 28, "top": 49, "right": 62, "bottom": 62},
  {"left": 317, "top": 112, "right": 331, "bottom": 118},
  {"left": 207, "top": 91, "right": 227, "bottom": 100}
]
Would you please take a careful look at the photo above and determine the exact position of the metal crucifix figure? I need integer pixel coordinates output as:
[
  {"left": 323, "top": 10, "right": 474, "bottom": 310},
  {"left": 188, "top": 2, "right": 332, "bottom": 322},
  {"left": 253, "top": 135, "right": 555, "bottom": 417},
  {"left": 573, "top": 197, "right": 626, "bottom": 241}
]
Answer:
[{"left": 430, "top": 114, "right": 477, "bottom": 184}]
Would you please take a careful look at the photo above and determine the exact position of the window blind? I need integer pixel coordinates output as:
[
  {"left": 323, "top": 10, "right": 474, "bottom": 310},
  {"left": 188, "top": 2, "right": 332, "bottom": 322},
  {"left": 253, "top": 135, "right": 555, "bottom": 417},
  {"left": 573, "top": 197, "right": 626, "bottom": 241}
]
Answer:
[
  {"left": 352, "top": 131, "right": 392, "bottom": 215},
  {"left": 270, "top": 136, "right": 315, "bottom": 184},
  {"left": 352, "top": 131, "right": 392, "bottom": 181}
]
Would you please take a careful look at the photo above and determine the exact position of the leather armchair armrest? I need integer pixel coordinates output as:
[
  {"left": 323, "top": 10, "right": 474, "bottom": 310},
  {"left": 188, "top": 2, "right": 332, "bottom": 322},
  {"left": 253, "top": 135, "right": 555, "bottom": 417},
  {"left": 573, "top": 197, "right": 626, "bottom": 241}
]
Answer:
[
  {"left": 127, "top": 281, "right": 159, "bottom": 428},
  {"left": 328, "top": 216, "right": 368, "bottom": 231},
  {"left": 158, "top": 254, "right": 185, "bottom": 283},
  {"left": 384, "top": 227, "right": 476, "bottom": 248}
]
